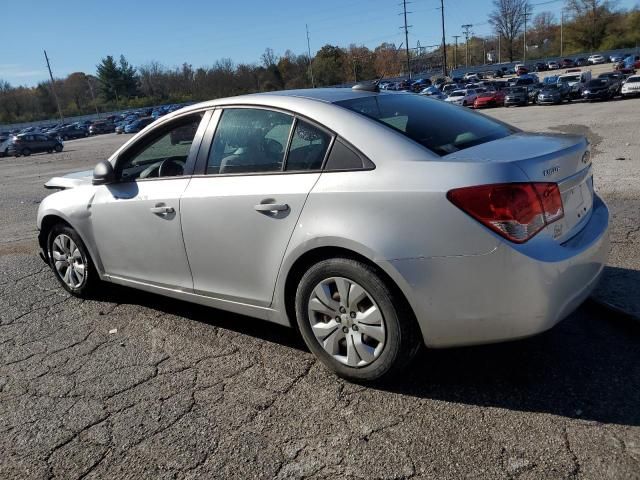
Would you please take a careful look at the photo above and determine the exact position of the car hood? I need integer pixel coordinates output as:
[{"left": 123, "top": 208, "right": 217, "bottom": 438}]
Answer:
[{"left": 44, "top": 169, "right": 93, "bottom": 189}]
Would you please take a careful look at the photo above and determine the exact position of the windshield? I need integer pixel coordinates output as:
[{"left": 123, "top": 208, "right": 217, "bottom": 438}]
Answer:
[
  {"left": 560, "top": 75, "right": 580, "bottom": 82},
  {"left": 587, "top": 79, "right": 608, "bottom": 87},
  {"left": 507, "top": 87, "right": 526, "bottom": 93},
  {"left": 449, "top": 91, "right": 465, "bottom": 97},
  {"left": 543, "top": 84, "right": 559, "bottom": 90},
  {"left": 627, "top": 77, "right": 640, "bottom": 83},
  {"left": 336, "top": 94, "right": 514, "bottom": 156}
]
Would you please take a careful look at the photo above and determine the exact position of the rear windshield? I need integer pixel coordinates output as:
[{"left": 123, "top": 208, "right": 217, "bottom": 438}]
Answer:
[
  {"left": 587, "top": 79, "right": 608, "bottom": 87},
  {"left": 336, "top": 94, "right": 514, "bottom": 156},
  {"left": 627, "top": 77, "right": 640, "bottom": 83}
]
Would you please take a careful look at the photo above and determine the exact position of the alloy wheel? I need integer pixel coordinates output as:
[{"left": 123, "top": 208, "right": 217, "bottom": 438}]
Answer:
[
  {"left": 51, "top": 234, "right": 86, "bottom": 289},
  {"left": 307, "top": 276, "right": 386, "bottom": 368}
]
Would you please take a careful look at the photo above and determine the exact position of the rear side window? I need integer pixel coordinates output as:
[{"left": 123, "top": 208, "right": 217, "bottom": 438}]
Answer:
[
  {"left": 336, "top": 94, "right": 514, "bottom": 156},
  {"left": 285, "top": 120, "right": 331, "bottom": 171},
  {"left": 207, "top": 108, "right": 293, "bottom": 174}
]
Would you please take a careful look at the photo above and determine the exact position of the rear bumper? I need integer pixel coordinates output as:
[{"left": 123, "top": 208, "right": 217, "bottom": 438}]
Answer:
[{"left": 389, "top": 195, "right": 610, "bottom": 348}]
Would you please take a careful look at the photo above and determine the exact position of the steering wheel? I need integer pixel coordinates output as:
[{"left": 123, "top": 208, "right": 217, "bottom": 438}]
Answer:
[{"left": 158, "top": 156, "right": 186, "bottom": 177}]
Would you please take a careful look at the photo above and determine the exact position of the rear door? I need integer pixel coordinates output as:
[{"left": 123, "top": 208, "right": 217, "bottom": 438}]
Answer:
[{"left": 180, "top": 108, "right": 332, "bottom": 306}]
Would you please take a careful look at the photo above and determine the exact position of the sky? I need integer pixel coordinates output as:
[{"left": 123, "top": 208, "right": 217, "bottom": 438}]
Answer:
[{"left": 1, "top": 0, "right": 638, "bottom": 86}]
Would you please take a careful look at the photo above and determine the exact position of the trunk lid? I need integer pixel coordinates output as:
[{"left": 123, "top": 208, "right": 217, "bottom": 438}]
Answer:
[{"left": 444, "top": 132, "right": 593, "bottom": 243}]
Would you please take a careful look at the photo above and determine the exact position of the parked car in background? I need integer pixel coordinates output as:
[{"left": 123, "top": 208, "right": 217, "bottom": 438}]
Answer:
[
  {"left": 89, "top": 121, "right": 115, "bottom": 135},
  {"left": 575, "top": 57, "right": 588, "bottom": 66},
  {"left": 49, "top": 125, "right": 88, "bottom": 140},
  {"left": 598, "top": 72, "right": 625, "bottom": 94},
  {"left": 582, "top": 78, "right": 617, "bottom": 100},
  {"left": 7, "top": 133, "right": 63, "bottom": 156},
  {"left": 609, "top": 54, "right": 624, "bottom": 63},
  {"left": 560, "top": 58, "right": 576, "bottom": 68},
  {"left": 516, "top": 65, "right": 529, "bottom": 75},
  {"left": 419, "top": 86, "right": 447, "bottom": 100},
  {"left": 0, "top": 137, "right": 14, "bottom": 157},
  {"left": 473, "top": 89, "right": 505, "bottom": 108},
  {"left": 537, "top": 83, "right": 571, "bottom": 105},
  {"left": 504, "top": 86, "right": 529, "bottom": 106},
  {"left": 547, "top": 61, "right": 560, "bottom": 70},
  {"left": 444, "top": 89, "right": 478, "bottom": 106},
  {"left": 124, "top": 117, "right": 155, "bottom": 134},
  {"left": 36, "top": 88, "right": 609, "bottom": 382},
  {"left": 621, "top": 75, "right": 640, "bottom": 97},
  {"left": 558, "top": 71, "right": 591, "bottom": 98},
  {"left": 588, "top": 54, "right": 607, "bottom": 65},
  {"left": 410, "top": 78, "right": 431, "bottom": 92},
  {"left": 442, "top": 83, "right": 463, "bottom": 95},
  {"left": 0, "top": 131, "right": 11, "bottom": 142}
]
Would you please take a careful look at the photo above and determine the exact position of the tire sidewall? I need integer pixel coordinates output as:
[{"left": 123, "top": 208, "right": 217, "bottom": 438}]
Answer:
[
  {"left": 295, "top": 258, "right": 407, "bottom": 382},
  {"left": 47, "top": 224, "right": 95, "bottom": 296}
]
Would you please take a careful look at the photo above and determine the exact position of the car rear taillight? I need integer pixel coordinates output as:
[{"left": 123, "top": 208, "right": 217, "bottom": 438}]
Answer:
[{"left": 447, "top": 183, "right": 564, "bottom": 243}]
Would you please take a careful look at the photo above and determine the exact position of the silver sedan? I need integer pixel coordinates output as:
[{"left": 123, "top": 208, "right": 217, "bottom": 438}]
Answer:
[{"left": 37, "top": 87, "right": 610, "bottom": 382}]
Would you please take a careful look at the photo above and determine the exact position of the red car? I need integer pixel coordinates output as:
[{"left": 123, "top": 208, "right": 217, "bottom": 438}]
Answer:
[
  {"left": 516, "top": 66, "right": 529, "bottom": 76},
  {"left": 473, "top": 90, "right": 506, "bottom": 108}
]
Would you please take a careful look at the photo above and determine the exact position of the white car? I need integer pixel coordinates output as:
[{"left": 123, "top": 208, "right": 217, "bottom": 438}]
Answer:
[
  {"left": 444, "top": 89, "right": 478, "bottom": 106},
  {"left": 588, "top": 55, "right": 606, "bottom": 65},
  {"left": 547, "top": 61, "right": 560, "bottom": 70},
  {"left": 419, "top": 86, "right": 447, "bottom": 100},
  {"left": 621, "top": 75, "right": 640, "bottom": 97}
]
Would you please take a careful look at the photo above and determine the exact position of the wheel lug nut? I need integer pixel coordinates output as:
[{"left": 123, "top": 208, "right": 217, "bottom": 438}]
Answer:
[
  {"left": 335, "top": 316, "right": 341, "bottom": 323},
  {"left": 342, "top": 326, "right": 349, "bottom": 333},
  {"left": 350, "top": 311, "right": 356, "bottom": 318},
  {"left": 339, "top": 306, "right": 346, "bottom": 314},
  {"left": 352, "top": 325, "right": 359, "bottom": 331}
]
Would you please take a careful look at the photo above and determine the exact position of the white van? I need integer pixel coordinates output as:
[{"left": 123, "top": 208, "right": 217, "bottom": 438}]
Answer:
[{"left": 558, "top": 71, "right": 592, "bottom": 98}]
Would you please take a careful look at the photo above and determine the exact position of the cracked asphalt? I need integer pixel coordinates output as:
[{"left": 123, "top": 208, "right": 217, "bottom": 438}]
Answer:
[{"left": 2, "top": 99, "right": 640, "bottom": 479}]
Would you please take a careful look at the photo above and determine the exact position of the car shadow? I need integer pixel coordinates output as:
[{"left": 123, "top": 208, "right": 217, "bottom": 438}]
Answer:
[
  {"left": 384, "top": 298, "right": 640, "bottom": 427},
  {"left": 90, "top": 278, "right": 640, "bottom": 427}
]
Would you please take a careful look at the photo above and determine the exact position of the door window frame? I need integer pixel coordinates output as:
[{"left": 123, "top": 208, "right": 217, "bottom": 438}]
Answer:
[{"left": 112, "top": 109, "right": 214, "bottom": 183}]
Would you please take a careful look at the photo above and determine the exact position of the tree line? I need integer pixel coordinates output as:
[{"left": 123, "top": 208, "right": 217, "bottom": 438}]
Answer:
[{"left": 1, "top": 1, "right": 638, "bottom": 124}]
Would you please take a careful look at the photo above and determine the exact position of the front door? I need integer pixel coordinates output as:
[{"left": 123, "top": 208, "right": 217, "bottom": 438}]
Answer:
[
  {"left": 91, "top": 112, "right": 207, "bottom": 291},
  {"left": 181, "top": 108, "right": 332, "bottom": 306}
]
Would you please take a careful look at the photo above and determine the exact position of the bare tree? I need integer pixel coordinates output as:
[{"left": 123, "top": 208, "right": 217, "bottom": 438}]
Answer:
[
  {"left": 489, "top": 0, "right": 530, "bottom": 62},
  {"left": 566, "top": 0, "right": 617, "bottom": 51}
]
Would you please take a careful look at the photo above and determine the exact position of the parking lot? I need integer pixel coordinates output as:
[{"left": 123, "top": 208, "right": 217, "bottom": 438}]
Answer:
[{"left": 1, "top": 98, "right": 639, "bottom": 479}]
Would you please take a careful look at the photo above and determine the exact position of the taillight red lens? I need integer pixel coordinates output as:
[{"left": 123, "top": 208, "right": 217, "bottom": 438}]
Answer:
[{"left": 447, "top": 182, "right": 564, "bottom": 243}]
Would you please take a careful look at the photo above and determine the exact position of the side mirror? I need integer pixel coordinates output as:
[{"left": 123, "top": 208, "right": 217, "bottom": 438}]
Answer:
[{"left": 92, "top": 160, "right": 116, "bottom": 185}]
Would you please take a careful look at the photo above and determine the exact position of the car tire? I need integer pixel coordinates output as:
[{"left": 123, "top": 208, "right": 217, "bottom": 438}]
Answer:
[
  {"left": 62, "top": 135, "right": 68, "bottom": 141},
  {"left": 54, "top": 144, "right": 63, "bottom": 152},
  {"left": 47, "top": 223, "right": 98, "bottom": 297},
  {"left": 47, "top": 149, "right": 53, "bottom": 154},
  {"left": 22, "top": 148, "right": 31, "bottom": 156},
  {"left": 295, "top": 257, "right": 421, "bottom": 383}
]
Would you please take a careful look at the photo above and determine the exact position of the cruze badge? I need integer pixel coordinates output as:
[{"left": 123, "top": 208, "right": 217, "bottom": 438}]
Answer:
[{"left": 543, "top": 166, "right": 560, "bottom": 176}]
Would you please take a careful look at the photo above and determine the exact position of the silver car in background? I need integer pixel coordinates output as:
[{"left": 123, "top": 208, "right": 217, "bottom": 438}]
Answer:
[{"left": 37, "top": 88, "right": 609, "bottom": 382}]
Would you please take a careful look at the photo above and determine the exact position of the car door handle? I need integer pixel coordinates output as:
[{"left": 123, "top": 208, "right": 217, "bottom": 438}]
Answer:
[
  {"left": 254, "top": 203, "right": 289, "bottom": 212},
  {"left": 150, "top": 205, "right": 175, "bottom": 214}
]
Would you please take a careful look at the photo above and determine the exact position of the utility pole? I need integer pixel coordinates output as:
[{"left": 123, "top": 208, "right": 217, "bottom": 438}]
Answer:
[
  {"left": 400, "top": 0, "right": 412, "bottom": 79},
  {"left": 439, "top": 0, "right": 447, "bottom": 76},
  {"left": 453, "top": 35, "right": 460, "bottom": 68},
  {"left": 85, "top": 75, "right": 99, "bottom": 116},
  {"left": 306, "top": 24, "right": 316, "bottom": 88},
  {"left": 483, "top": 39, "right": 486, "bottom": 64},
  {"left": 498, "top": 34, "right": 501, "bottom": 63},
  {"left": 43, "top": 50, "right": 64, "bottom": 123},
  {"left": 462, "top": 24, "right": 473, "bottom": 67},
  {"left": 560, "top": 10, "right": 564, "bottom": 57},
  {"left": 523, "top": 6, "right": 531, "bottom": 64}
]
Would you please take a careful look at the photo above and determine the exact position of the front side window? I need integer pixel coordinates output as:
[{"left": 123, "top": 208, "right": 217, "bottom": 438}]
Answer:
[
  {"left": 117, "top": 113, "right": 203, "bottom": 181},
  {"left": 336, "top": 94, "right": 514, "bottom": 156},
  {"left": 207, "top": 108, "right": 293, "bottom": 174}
]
